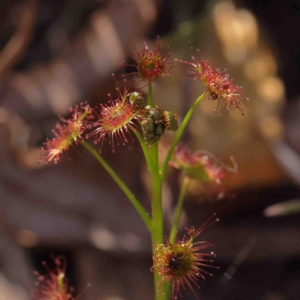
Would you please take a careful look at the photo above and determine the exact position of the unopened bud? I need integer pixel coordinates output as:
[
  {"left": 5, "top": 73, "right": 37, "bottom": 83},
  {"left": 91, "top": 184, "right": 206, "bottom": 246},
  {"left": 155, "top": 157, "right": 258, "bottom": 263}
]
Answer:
[
  {"left": 162, "top": 111, "right": 178, "bottom": 131},
  {"left": 129, "top": 92, "right": 145, "bottom": 110}
]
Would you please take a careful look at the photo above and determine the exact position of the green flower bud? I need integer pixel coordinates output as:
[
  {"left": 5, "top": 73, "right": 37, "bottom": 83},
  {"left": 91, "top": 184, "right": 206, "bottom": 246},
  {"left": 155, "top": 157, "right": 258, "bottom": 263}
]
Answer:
[
  {"left": 162, "top": 111, "right": 178, "bottom": 131},
  {"left": 154, "top": 122, "right": 165, "bottom": 137},
  {"left": 141, "top": 118, "right": 155, "bottom": 133},
  {"left": 129, "top": 92, "right": 145, "bottom": 110},
  {"left": 148, "top": 106, "right": 164, "bottom": 123}
]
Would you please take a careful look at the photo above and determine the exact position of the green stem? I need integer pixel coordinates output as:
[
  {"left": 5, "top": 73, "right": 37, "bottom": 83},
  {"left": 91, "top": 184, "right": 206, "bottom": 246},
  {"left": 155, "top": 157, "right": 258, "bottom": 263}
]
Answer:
[
  {"left": 151, "top": 169, "right": 163, "bottom": 240},
  {"left": 81, "top": 141, "right": 152, "bottom": 232},
  {"left": 148, "top": 82, "right": 153, "bottom": 106},
  {"left": 169, "top": 177, "right": 190, "bottom": 243},
  {"left": 146, "top": 81, "right": 165, "bottom": 300},
  {"left": 151, "top": 173, "right": 164, "bottom": 300},
  {"left": 160, "top": 92, "right": 207, "bottom": 179},
  {"left": 133, "top": 129, "right": 155, "bottom": 172}
]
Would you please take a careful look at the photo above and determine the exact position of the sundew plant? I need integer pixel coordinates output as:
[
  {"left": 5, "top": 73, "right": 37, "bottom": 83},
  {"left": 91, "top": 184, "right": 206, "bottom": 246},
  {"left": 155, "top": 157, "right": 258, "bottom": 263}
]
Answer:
[{"left": 39, "top": 42, "right": 245, "bottom": 300}]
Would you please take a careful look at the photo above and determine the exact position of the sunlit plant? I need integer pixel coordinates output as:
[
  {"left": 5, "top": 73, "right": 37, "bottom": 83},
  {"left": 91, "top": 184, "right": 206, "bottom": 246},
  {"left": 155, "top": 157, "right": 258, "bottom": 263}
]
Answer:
[{"left": 39, "top": 41, "right": 246, "bottom": 300}]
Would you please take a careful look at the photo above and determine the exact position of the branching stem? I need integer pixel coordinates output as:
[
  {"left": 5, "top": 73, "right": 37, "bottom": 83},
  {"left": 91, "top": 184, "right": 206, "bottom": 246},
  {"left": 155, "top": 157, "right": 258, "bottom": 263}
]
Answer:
[
  {"left": 169, "top": 177, "right": 190, "bottom": 243},
  {"left": 161, "top": 92, "right": 207, "bottom": 179},
  {"left": 81, "top": 141, "right": 152, "bottom": 232}
]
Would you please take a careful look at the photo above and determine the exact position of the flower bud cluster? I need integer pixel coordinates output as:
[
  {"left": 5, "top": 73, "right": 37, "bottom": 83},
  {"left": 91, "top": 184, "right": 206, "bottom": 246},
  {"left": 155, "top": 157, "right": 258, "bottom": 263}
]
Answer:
[{"left": 140, "top": 106, "right": 178, "bottom": 144}]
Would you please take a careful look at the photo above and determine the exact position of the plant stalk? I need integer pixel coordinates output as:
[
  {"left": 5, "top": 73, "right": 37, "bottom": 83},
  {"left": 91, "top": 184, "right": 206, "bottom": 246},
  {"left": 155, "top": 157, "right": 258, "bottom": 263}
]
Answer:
[
  {"left": 169, "top": 177, "right": 190, "bottom": 243},
  {"left": 148, "top": 82, "right": 153, "bottom": 106},
  {"left": 151, "top": 171, "right": 164, "bottom": 300},
  {"left": 81, "top": 141, "right": 152, "bottom": 232},
  {"left": 146, "top": 82, "right": 166, "bottom": 300},
  {"left": 161, "top": 92, "right": 207, "bottom": 179}
]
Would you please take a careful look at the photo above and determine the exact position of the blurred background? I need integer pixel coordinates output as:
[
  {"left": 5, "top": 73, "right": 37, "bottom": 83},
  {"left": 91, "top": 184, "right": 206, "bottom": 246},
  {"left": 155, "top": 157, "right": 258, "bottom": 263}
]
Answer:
[{"left": 0, "top": 0, "right": 300, "bottom": 299}]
